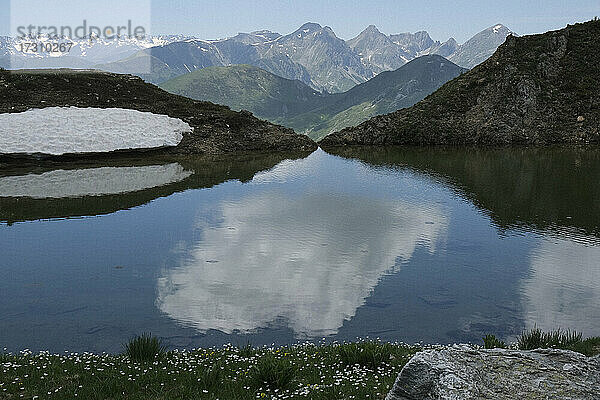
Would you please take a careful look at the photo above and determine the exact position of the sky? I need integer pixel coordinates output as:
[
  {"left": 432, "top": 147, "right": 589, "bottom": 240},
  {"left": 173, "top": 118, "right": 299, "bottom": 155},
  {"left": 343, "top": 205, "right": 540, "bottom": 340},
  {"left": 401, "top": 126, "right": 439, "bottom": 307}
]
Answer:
[{"left": 1, "top": 0, "right": 598, "bottom": 43}]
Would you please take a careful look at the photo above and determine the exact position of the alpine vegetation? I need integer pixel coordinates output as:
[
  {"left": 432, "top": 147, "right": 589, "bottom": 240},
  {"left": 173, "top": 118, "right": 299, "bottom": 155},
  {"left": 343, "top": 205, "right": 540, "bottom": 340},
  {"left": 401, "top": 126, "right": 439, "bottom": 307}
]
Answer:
[
  {"left": 123, "top": 333, "right": 167, "bottom": 362},
  {"left": 0, "top": 341, "right": 418, "bottom": 399}
]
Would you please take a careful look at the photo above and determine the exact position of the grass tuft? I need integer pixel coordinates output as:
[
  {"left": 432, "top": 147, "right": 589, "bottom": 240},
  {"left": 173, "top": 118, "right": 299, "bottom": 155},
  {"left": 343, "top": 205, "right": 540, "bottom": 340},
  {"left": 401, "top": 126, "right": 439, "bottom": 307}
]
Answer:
[
  {"left": 566, "top": 337, "right": 600, "bottom": 357},
  {"left": 237, "top": 342, "right": 255, "bottom": 358},
  {"left": 337, "top": 341, "right": 394, "bottom": 369},
  {"left": 517, "top": 327, "right": 582, "bottom": 351},
  {"left": 123, "top": 333, "right": 167, "bottom": 362},
  {"left": 196, "top": 361, "right": 225, "bottom": 390},
  {"left": 482, "top": 334, "right": 506, "bottom": 349},
  {"left": 484, "top": 328, "right": 600, "bottom": 357},
  {"left": 249, "top": 353, "right": 297, "bottom": 390}
]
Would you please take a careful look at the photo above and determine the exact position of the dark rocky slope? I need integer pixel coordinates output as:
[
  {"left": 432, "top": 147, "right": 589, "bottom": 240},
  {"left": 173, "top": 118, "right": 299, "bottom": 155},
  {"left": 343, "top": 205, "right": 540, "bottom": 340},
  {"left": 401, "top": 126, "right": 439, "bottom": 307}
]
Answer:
[
  {"left": 0, "top": 69, "right": 317, "bottom": 156},
  {"left": 320, "top": 20, "right": 600, "bottom": 147}
]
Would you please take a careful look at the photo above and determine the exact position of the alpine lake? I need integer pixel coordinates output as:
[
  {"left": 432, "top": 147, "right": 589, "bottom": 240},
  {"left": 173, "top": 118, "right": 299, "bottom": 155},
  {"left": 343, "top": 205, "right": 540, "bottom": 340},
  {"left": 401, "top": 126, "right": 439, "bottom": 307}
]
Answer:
[{"left": 1, "top": 146, "right": 599, "bottom": 353}]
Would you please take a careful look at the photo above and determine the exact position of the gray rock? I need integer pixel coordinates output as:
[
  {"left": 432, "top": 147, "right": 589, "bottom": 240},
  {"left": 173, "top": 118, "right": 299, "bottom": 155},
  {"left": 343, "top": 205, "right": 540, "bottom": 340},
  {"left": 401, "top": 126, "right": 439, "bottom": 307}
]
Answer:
[{"left": 386, "top": 345, "right": 600, "bottom": 400}]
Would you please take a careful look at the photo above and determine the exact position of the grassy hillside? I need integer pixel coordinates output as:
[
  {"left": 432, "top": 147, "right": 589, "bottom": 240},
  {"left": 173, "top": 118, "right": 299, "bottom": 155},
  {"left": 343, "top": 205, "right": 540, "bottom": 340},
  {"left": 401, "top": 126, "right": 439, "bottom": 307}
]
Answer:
[
  {"left": 161, "top": 56, "right": 465, "bottom": 140},
  {"left": 160, "top": 65, "right": 331, "bottom": 120},
  {"left": 286, "top": 55, "right": 466, "bottom": 139}
]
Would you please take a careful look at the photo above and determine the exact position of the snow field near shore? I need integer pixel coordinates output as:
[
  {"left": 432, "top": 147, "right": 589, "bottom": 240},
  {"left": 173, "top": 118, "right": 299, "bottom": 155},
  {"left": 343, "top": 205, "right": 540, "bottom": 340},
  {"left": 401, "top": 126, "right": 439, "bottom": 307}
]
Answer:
[{"left": 0, "top": 107, "right": 193, "bottom": 155}]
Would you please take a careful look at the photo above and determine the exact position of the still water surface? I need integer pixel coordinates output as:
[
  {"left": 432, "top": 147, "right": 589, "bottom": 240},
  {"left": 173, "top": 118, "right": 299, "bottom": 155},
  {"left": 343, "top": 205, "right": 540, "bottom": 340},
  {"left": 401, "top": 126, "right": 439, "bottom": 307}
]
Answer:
[{"left": 1, "top": 147, "right": 598, "bottom": 353}]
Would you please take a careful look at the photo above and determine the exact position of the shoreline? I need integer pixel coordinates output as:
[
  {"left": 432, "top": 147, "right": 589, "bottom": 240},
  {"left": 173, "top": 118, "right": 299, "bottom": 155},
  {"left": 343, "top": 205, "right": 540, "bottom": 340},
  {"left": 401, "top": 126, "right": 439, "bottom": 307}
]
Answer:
[{"left": 2, "top": 334, "right": 598, "bottom": 399}]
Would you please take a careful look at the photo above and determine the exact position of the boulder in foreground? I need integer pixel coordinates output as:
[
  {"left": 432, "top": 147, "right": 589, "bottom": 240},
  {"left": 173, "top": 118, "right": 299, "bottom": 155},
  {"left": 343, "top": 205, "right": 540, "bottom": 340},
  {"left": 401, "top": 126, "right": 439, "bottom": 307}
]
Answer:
[{"left": 386, "top": 346, "right": 600, "bottom": 400}]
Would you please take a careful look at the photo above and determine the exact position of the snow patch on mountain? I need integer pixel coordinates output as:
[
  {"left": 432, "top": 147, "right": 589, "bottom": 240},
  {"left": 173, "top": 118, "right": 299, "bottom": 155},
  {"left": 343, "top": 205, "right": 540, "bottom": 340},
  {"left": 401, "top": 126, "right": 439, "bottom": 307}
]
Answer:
[{"left": 0, "top": 107, "right": 192, "bottom": 155}]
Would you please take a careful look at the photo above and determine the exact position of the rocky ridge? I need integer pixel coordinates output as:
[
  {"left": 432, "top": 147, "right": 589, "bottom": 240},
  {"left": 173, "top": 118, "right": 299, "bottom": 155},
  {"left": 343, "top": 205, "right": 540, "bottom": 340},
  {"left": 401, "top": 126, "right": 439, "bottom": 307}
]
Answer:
[{"left": 320, "top": 20, "right": 600, "bottom": 147}]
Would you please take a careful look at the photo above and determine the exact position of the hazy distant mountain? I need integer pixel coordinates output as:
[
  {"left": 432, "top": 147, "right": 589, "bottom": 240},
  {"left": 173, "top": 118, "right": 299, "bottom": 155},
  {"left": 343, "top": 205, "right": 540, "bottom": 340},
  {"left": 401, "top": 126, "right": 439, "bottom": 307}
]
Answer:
[
  {"left": 388, "top": 31, "right": 460, "bottom": 59},
  {"left": 97, "top": 39, "right": 258, "bottom": 84},
  {"left": 428, "top": 38, "right": 459, "bottom": 57},
  {"left": 0, "top": 35, "right": 191, "bottom": 70},
  {"left": 100, "top": 23, "right": 375, "bottom": 92},
  {"left": 1, "top": 23, "right": 514, "bottom": 93},
  {"left": 367, "top": 24, "right": 513, "bottom": 70},
  {"left": 320, "top": 20, "right": 599, "bottom": 147},
  {"left": 161, "top": 55, "right": 466, "bottom": 140},
  {"left": 98, "top": 23, "right": 514, "bottom": 92},
  {"left": 98, "top": 32, "right": 317, "bottom": 88},
  {"left": 0, "top": 37, "right": 12, "bottom": 56},
  {"left": 348, "top": 25, "right": 410, "bottom": 74},
  {"left": 448, "top": 24, "right": 515, "bottom": 68},
  {"left": 262, "top": 22, "right": 374, "bottom": 92},
  {"left": 229, "top": 30, "right": 282, "bottom": 45},
  {"left": 389, "top": 31, "right": 435, "bottom": 57}
]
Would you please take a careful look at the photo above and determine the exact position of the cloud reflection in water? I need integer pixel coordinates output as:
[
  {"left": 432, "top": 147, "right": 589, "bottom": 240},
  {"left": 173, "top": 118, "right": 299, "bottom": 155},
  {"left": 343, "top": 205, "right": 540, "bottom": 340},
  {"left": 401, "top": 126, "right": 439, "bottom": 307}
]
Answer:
[
  {"left": 157, "top": 170, "right": 448, "bottom": 337},
  {"left": 523, "top": 237, "right": 600, "bottom": 336}
]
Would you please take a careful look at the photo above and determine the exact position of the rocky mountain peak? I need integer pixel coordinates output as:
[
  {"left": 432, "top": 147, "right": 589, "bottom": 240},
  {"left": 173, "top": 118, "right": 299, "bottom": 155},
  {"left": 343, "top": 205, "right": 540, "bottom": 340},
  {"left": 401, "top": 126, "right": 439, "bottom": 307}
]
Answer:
[
  {"left": 473, "top": 24, "right": 515, "bottom": 40},
  {"left": 349, "top": 25, "right": 388, "bottom": 44},
  {"left": 491, "top": 24, "right": 511, "bottom": 34},
  {"left": 231, "top": 30, "right": 281, "bottom": 45},
  {"left": 390, "top": 31, "right": 434, "bottom": 50},
  {"left": 321, "top": 26, "right": 337, "bottom": 37},
  {"left": 364, "top": 25, "right": 381, "bottom": 34},
  {"left": 412, "top": 31, "right": 435, "bottom": 48},
  {"left": 249, "top": 30, "right": 282, "bottom": 41},
  {"left": 296, "top": 22, "right": 323, "bottom": 34},
  {"left": 447, "top": 23, "right": 516, "bottom": 68},
  {"left": 350, "top": 25, "right": 389, "bottom": 44}
]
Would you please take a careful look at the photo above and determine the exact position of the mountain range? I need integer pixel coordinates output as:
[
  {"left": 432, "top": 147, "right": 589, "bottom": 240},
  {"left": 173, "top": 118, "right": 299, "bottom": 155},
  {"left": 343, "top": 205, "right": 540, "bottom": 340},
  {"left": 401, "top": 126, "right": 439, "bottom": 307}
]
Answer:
[
  {"left": 0, "top": 23, "right": 514, "bottom": 93},
  {"left": 100, "top": 22, "right": 513, "bottom": 92},
  {"left": 320, "top": 20, "right": 600, "bottom": 147},
  {"left": 161, "top": 55, "right": 467, "bottom": 140}
]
